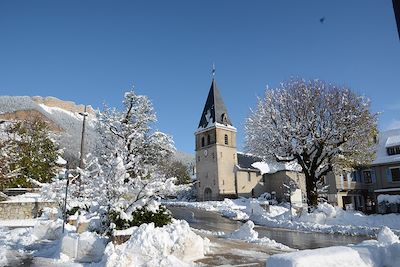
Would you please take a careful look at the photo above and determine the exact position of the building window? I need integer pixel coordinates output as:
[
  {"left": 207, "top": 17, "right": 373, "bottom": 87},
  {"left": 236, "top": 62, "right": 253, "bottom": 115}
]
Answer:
[
  {"left": 387, "top": 146, "right": 400, "bottom": 156},
  {"left": 248, "top": 172, "right": 251, "bottom": 182},
  {"left": 201, "top": 137, "right": 205, "bottom": 147},
  {"left": 207, "top": 134, "right": 211, "bottom": 145},
  {"left": 224, "top": 134, "right": 228, "bottom": 145},
  {"left": 222, "top": 180, "right": 225, "bottom": 185},
  {"left": 197, "top": 156, "right": 200, "bottom": 162},
  {"left": 213, "top": 179, "right": 216, "bottom": 185},
  {"left": 363, "top": 170, "right": 372, "bottom": 184},
  {"left": 212, "top": 152, "right": 215, "bottom": 159},
  {"left": 342, "top": 172, "right": 347, "bottom": 182},
  {"left": 391, "top": 167, "right": 400, "bottom": 182}
]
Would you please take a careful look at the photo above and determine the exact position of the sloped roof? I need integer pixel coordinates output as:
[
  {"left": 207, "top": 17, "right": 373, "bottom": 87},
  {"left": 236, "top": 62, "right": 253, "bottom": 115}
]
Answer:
[
  {"left": 198, "top": 79, "right": 232, "bottom": 129},
  {"left": 237, "top": 152, "right": 261, "bottom": 170},
  {"left": 373, "top": 128, "right": 400, "bottom": 165}
]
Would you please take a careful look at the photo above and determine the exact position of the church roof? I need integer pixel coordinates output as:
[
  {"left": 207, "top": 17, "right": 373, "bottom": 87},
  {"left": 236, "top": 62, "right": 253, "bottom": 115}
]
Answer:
[
  {"left": 237, "top": 152, "right": 262, "bottom": 171},
  {"left": 198, "top": 79, "right": 232, "bottom": 129}
]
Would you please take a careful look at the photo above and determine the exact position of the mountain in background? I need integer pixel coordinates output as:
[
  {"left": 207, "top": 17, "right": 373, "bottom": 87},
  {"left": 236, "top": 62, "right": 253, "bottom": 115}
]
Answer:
[{"left": 0, "top": 96, "right": 194, "bottom": 168}]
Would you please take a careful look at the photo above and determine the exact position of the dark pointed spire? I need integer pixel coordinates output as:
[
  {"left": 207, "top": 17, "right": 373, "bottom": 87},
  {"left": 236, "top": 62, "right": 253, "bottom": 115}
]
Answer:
[{"left": 198, "top": 79, "right": 232, "bottom": 129}]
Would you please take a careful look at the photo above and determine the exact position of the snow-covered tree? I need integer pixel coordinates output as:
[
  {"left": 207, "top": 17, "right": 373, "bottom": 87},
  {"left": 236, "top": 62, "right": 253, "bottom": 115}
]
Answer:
[
  {"left": 96, "top": 91, "right": 174, "bottom": 179},
  {"left": 3, "top": 117, "right": 59, "bottom": 188},
  {"left": 0, "top": 138, "right": 19, "bottom": 189},
  {"left": 93, "top": 90, "right": 175, "bottom": 213},
  {"left": 245, "top": 79, "right": 377, "bottom": 210}
]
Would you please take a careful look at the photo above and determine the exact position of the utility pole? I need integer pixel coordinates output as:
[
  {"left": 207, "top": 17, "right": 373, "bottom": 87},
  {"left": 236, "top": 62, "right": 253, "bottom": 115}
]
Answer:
[
  {"left": 62, "top": 163, "right": 70, "bottom": 233},
  {"left": 78, "top": 106, "right": 88, "bottom": 173}
]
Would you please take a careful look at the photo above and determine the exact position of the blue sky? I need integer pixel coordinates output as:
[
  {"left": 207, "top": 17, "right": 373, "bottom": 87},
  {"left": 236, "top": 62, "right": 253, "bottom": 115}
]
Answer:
[{"left": 0, "top": 1, "right": 399, "bottom": 154}]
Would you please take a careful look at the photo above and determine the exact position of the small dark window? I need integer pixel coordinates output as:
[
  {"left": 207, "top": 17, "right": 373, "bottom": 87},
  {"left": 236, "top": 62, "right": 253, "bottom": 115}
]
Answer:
[
  {"left": 197, "top": 156, "right": 200, "bottom": 162},
  {"left": 248, "top": 172, "right": 251, "bottom": 182},
  {"left": 363, "top": 170, "right": 372, "bottom": 184},
  {"left": 224, "top": 134, "right": 228, "bottom": 145},
  {"left": 201, "top": 136, "right": 205, "bottom": 147},
  {"left": 207, "top": 134, "right": 211, "bottom": 145},
  {"left": 343, "top": 172, "right": 348, "bottom": 182},
  {"left": 391, "top": 168, "right": 400, "bottom": 182},
  {"left": 387, "top": 146, "right": 400, "bottom": 156}
]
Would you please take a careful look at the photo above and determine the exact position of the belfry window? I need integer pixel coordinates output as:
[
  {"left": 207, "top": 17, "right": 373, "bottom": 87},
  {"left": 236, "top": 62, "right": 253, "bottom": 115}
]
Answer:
[
  {"left": 207, "top": 134, "right": 211, "bottom": 145},
  {"left": 224, "top": 134, "right": 228, "bottom": 145},
  {"left": 201, "top": 136, "right": 205, "bottom": 147}
]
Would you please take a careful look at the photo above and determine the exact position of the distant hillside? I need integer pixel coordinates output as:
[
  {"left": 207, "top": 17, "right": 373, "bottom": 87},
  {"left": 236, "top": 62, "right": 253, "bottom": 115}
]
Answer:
[
  {"left": 0, "top": 96, "right": 98, "bottom": 166},
  {"left": 0, "top": 96, "right": 194, "bottom": 169}
]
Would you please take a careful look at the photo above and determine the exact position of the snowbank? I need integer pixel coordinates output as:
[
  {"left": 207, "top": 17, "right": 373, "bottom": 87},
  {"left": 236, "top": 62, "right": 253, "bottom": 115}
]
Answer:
[
  {"left": 32, "top": 219, "right": 63, "bottom": 240},
  {"left": 228, "top": 220, "right": 291, "bottom": 250},
  {"left": 104, "top": 220, "right": 209, "bottom": 267},
  {"left": 168, "top": 199, "right": 400, "bottom": 236},
  {"left": 61, "top": 231, "right": 106, "bottom": 263},
  {"left": 266, "top": 227, "right": 400, "bottom": 267}
]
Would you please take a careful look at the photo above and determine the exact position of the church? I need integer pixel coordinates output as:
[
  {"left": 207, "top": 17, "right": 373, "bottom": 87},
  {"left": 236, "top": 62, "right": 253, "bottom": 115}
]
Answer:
[{"left": 195, "top": 78, "right": 306, "bottom": 202}]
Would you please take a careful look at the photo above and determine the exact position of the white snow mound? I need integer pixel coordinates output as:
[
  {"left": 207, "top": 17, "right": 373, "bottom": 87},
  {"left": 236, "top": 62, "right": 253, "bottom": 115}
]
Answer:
[
  {"left": 229, "top": 221, "right": 258, "bottom": 241},
  {"left": 32, "top": 219, "right": 63, "bottom": 240},
  {"left": 267, "top": 227, "right": 400, "bottom": 267},
  {"left": 104, "top": 220, "right": 209, "bottom": 267}
]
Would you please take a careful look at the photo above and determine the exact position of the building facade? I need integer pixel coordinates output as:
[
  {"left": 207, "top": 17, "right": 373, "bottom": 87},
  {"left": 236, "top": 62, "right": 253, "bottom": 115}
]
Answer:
[{"left": 326, "top": 128, "right": 400, "bottom": 213}]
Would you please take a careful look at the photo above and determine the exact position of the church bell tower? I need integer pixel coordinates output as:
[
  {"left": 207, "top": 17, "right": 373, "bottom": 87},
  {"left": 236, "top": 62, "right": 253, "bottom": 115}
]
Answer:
[{"left": 195, "top": 78, "right": 238, "bottom": 201}]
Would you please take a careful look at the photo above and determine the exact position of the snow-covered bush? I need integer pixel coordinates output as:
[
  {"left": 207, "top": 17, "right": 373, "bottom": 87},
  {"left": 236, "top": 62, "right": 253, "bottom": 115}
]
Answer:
[{"left": 108, "top": 205, "right": 172, "bottom": 232}]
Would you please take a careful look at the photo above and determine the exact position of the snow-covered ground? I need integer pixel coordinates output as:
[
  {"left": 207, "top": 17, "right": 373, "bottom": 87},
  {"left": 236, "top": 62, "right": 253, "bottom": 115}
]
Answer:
[
  {"left": 166, "top": 198, "right": 400, "bottom": 236},
  {"left": 267, "top": 226, "right": 400, "bottom": 267},
  {"left": 0, "top": 218, "right": 210, "bottom": 267}
]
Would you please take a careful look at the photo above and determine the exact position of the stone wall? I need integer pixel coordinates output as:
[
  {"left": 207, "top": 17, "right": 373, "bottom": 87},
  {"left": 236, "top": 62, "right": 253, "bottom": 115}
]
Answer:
[{"left": 0, "top": 201, "right": 57, "bottom": 220}]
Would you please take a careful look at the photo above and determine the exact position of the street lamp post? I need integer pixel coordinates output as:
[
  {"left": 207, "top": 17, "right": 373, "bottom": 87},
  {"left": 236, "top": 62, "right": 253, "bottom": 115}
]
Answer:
[{"left": 62, "top": 163, "right": 70, "bottom": 233}]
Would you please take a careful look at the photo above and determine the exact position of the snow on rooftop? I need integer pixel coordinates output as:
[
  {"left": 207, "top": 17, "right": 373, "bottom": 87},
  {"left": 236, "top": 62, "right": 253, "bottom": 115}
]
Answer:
[
  {"left": 385, "top": 135, "right": 400, "bottom": 147},
  {"left": 373, "top": 128, "right": 400, "bottom": 165},
  {"left": 251, "top": 160, "right": 301, "bottom": 175}
]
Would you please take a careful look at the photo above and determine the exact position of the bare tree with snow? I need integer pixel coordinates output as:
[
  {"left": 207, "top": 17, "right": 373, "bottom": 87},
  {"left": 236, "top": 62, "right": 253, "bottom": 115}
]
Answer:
[{"left": 245, "top": 79, "right": 377, "bottom": 210}]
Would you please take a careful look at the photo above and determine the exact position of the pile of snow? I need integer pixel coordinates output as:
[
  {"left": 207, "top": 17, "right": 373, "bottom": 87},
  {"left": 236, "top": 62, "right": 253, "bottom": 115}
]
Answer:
[
  {"left": 32, "top": 219, "right": 63, "bottom": 240},
  {"left": 229, "top": 221, "right": 258, "bottom": 241},
  {"left": 61, "top": 232, "right": 106, "bottom": 263},
  {"left": 0, "top": 227, "right": 36, "bottom": 267},
  {"left": 377, "top": 194, "right": 400, "bottom": 204},
  {"left": 228, "top": 220, "right": 291, "bottom": 250},
  {"left": 104, "top": 220, "right": 209, "bottom": 267},
  {"left": 266, "top": 226, "right": 400, "bottom": 267}
]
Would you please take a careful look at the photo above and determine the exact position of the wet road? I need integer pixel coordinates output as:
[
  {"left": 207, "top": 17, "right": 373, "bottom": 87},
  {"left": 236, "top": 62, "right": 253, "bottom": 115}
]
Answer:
[{"left": 168, "top": 206, "right": 370, "bottom": 250}]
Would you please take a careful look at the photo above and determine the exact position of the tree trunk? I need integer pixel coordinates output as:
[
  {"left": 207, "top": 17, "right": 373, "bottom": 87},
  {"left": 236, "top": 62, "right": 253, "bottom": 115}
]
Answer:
[{"left": 305, "top": 174, "right": 318, "bottom": 212}]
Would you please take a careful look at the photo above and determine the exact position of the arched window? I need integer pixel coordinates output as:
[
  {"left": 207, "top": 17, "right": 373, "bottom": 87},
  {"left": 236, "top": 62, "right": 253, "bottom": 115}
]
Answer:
[
  {"left": 201, "top": 136, "right": 205, "bottom": 147},
  {"left": 207, "top": 134, "right": 211, "bottom": 145},
  {"left": 221, "top": 113, "right": 227, "bottom": 124},
  {"left": 224, "top": 134, "right": 228, "bottom": 145}
]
